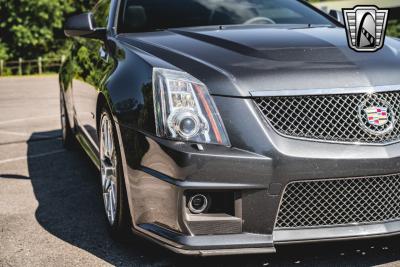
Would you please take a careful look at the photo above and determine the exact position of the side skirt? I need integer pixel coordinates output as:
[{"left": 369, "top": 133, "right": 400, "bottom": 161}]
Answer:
[{"left": 75, "top": 129, "right": 101, "bottom": 169}]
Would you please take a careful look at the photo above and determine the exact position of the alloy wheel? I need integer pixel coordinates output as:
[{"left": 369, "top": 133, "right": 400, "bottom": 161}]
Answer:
[{"left": 100, "top": 113, "right": 118, "bottom": 225}]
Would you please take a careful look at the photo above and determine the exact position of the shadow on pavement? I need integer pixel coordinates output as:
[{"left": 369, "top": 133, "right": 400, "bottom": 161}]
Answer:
[{"left": 4, "top": 129, "right": 400, "bottom": 266}]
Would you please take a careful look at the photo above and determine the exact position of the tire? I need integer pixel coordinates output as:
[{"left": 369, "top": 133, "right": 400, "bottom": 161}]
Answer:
[
  {"left": 60, "top": 92, "right": 75, "bottom": 149},
  {"left": 99, "top": 107, "right": 132, "bottom": 240}
]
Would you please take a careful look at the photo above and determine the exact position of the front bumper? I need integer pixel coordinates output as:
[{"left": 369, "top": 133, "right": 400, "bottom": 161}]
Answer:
[
  {"left": 134, "top": 224, "right": 275, "bottom": 255},
  {"left": 116, "top": 95, "right": 400, "bottom": 255}
]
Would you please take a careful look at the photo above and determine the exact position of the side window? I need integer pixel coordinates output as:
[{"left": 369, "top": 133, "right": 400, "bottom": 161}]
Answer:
[{"left": 92, "top": 0, "right": 111, "bottom": 28}]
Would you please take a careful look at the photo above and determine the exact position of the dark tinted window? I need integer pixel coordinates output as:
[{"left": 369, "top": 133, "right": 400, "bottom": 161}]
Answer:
[
  {"left": 119, "top": 0, "right": 334, "bottom": 33},
  {"left": 92, "top": 0, "right": 111, "bottom": 28}
]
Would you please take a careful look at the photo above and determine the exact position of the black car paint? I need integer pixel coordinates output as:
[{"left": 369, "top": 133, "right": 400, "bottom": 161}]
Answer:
[
  {"left": 118, "top": 26, "right": 400, "bottom": 97},
  {"left": 60, "top": 0, "right": 400, "bottom": 255}
]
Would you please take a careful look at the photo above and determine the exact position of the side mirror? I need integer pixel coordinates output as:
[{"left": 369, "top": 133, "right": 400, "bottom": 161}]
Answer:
[
  {"left": 329, "top": 9, "right": 344, "bottom": 24},
  {"left": 64, "top": 13, "right": 106, "bottom": 40}
]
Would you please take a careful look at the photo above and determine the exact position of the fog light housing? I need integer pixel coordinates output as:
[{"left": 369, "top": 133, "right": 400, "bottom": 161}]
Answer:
[{"left": 188, "top": 194, "right": 209, "bottom": 214}]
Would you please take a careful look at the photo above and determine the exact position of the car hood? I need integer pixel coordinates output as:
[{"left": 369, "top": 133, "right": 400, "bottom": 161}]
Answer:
[{"left": 119, "top": 25, "right": 400, "bottom": 97}]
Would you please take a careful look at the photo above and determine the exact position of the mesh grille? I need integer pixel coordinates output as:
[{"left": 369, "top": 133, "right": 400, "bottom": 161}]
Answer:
[
  {"left": 254, "top": 91, "right": 400, "bottom": 144},
  {"left": 275, "top": 174, "right": 400, "bottom": 229}
]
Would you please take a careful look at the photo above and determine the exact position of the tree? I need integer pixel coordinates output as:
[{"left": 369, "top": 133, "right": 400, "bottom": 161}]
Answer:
[
  {"left": 388, "top": 20, "right": 400, "bottom": 38},
  {"left": 0, "top": 0, "right": 95, "bottom": 60},
  {"left": 0, "top": 42, "right": 8, "bottom": 60}
]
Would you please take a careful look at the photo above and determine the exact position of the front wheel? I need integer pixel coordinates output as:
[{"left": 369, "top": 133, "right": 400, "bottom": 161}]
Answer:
[{"left": 99, "top": 108, "right": 132, "bottom": 239}]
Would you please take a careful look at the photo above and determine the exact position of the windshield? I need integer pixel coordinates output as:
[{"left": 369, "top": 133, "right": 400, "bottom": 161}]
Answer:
[{"left": 118, "top": 0, "right": 335, "bottom": 33}]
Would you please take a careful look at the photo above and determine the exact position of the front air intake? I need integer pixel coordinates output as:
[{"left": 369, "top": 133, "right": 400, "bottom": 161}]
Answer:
[{"left": 276, "top": 173, "right": 400, "bottom": 229}]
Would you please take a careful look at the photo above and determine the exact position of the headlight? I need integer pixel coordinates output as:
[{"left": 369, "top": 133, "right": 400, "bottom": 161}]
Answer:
[{"left": 153, "top": 68, "right": 230, "bottom": 146}]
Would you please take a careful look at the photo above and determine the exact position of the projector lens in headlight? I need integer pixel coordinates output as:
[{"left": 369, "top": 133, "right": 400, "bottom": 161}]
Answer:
[{"left": 168, "top": 110, "right": 203, "bottom": 139}]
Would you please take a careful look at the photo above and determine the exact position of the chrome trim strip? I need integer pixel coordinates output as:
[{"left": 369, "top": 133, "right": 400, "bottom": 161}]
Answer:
[
  {"left": 274, "top": 220, "right": 400, "bottom": 243},
  {"left": 250, "top": 85, "right": 400, "bottom": 97}
]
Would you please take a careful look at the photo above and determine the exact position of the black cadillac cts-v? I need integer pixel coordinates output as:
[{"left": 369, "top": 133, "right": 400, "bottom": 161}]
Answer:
[{"left": 60, "top": 0, "right": 400, "bottom": 256}]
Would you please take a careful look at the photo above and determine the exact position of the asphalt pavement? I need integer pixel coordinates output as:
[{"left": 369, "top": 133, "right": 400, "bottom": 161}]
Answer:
[{"left": 1, "top": 76, "right": 400, "bottom": 267}]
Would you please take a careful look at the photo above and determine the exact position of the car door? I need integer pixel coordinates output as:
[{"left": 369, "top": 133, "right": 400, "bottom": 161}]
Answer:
[{"left": 72, "top": 0, "right": 113, "bottom": 153}]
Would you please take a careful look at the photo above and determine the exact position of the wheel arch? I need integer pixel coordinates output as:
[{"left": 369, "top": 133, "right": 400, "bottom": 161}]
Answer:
[{"left": 96, "top": 40, "right": 182, "bottom": 230}]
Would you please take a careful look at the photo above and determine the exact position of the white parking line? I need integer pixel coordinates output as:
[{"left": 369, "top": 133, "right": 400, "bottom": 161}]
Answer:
[
  {"left": 0, "top": 130, "right": 31, "bottom": 137},
  {"left": 0, "top": 130, "right": 56, "bottom": 138},
  {"left": 0, "top": 115, "right": 58, "bottom": 125},
  {"left": 0, "top": 149, "right": 66, "bottom": 165}
]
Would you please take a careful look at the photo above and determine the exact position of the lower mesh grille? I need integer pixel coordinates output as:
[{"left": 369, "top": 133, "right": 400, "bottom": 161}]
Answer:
[{"left": 275, "top": 174, "right": 400, "bottom": 229}]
